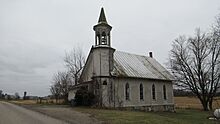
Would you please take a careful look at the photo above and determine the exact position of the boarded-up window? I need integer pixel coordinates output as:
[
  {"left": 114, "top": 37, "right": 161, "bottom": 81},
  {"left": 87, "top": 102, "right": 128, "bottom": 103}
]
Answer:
[
  {"left": 152, "top": 84, "right": 156, "bottom": 100},
  {"left": 163, "top": 85, "right": 167, "bottom": 100},
  {"left": 125, "top": 83, "right": 129, "bottom": 100},
  {"left": 140, "top": 83, "right": 144, "bottom": 100}
]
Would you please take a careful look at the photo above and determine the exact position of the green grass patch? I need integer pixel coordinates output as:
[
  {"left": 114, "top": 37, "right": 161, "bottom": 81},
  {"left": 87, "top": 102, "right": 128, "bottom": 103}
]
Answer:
[{"left": 74, "top": 107, "right": 217, "bottom": 124}]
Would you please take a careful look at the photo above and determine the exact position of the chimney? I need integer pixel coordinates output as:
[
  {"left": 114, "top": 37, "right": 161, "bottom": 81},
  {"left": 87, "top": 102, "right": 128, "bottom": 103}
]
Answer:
[{"left": 149, "top": 52, "right": 153, "bottom": 58}]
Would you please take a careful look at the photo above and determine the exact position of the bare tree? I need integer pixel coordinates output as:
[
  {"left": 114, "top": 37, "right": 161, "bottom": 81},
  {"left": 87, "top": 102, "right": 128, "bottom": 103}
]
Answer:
[
  {"left": 23, "top": 91, "right": 27, "bottom": 100},
  {"left": 0, "top": 90, "right": 2, "bottom": 99},
  {"left": 208, "top": 14, "right": 220, "bottom": 110},
  {"left": 15, "top": 92, "right": 20, "bottom": 100},
  {"left": 169, "top": 28, "right": 220, "bottom": 110},
  {"left": 59, "top": 71, "right": 71, "bottom": 103},
  {"left": 50, "top": 82, "right": 61, "bottom": 104},
  {"left": 50, "top": 71, "right": 71, "bottom": 103},
  {"left": 64, "top": 47, "right": 85, "bottom": 85},
  {"left": 50, "top": 46, "right": 85, "bottom": 104}
]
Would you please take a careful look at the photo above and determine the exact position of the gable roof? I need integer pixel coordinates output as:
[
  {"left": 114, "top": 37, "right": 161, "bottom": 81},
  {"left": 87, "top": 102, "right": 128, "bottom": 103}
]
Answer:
[{"left": 113, "top": 51, "right": 174, "bottom": 81}]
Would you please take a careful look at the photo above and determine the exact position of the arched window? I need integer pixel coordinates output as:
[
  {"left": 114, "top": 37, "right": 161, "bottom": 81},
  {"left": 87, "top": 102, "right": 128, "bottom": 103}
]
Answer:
[
  {"left": 96, "top": 34, "right": 101, "bottom": 45},
  {"left": 163, "top": 85, "right": 167, "bottom": 100},
  {"left": 140, "top": 84, "right": 144, "bottom": 100},
  {"left": 101, "top": 32, "right": 107, "bottom": 45},
  {"left": 152, "top": 84, "right": 156, "bottom": 100},
  {"left": 125, "top": 83, "right": 129, "bottom": 100}
]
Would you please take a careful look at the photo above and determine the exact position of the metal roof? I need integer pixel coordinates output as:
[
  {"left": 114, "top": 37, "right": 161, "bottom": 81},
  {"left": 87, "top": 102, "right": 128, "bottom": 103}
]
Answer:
[{"left": 113, "top": 51, "right": 174, "bottom": 81}]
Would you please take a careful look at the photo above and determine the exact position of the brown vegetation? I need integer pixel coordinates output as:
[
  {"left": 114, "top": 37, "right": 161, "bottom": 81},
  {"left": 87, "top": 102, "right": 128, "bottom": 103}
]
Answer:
[
  {"left": 10, "top": 99, "right": 65, "bottom": 105},
  {"left": 174, "top": 97, "right": 220, "bottom": 109}
]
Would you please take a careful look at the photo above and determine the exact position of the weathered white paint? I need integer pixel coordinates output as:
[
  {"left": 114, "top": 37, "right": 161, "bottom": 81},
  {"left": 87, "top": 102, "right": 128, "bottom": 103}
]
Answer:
[
  {"left": 111, "top": 78, "right": 173, "bottom": 107},
  {"left": 68, "top": 8, "right": 174, "bottom": 111},
  {"left": 68, "top": 89, "right": 77, "bottom": 101}
]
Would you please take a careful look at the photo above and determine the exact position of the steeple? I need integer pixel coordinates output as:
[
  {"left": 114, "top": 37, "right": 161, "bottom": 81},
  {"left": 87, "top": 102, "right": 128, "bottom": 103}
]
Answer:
[
  {"left": 98, "top": 8, "right": 107, "bottom": 23},
  {"left": 93, "top": 8, "right": 112, "bottom": 47}
]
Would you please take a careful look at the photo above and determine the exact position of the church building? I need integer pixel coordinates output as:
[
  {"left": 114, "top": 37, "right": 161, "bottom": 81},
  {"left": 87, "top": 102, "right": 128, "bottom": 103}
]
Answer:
[{"left": 68, "top": 8, "right": 174, "bottom": 111}]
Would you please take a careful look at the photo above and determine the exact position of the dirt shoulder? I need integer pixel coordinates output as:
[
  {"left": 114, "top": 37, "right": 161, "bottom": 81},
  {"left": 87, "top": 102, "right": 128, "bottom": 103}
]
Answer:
[
  {"left": 21, "top": 104, "right": 103, "bottom": 124},
  {"left": 0, "top": 101, "right": 69, "bottom": 124}
]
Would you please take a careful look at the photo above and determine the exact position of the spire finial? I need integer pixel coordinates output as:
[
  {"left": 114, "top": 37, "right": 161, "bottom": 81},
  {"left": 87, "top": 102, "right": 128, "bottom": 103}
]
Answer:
[{"left": 98, "top": 7, "right": 107, "bottom": 23}]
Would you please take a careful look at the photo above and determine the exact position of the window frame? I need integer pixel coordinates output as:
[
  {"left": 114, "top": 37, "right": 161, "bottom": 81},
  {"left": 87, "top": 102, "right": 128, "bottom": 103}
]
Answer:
[
  {"left": 140, "top": 83, "right": 144, "bottom": 100},
  {"left": 125, "top": 83, "right": 130, "bottom": 100},
  {"left": 163, "top": 85, "right": 167, "bottom": 100},
  {"left": 152, "top": 84, "right": 156, "bottom": 100}
]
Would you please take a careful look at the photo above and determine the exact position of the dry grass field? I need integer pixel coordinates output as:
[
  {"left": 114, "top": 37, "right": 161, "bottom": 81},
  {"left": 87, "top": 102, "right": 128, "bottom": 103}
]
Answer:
[
  {"left": 10, "top": 99, "right": 37, "bottom": 105},
  {"left": 8, "top": 97, "right": 219, "bottom": 124},
  {"left": 174, "top": 96, "right": 220, "bottom": 109},
  {"left": 10, "top": 99, "right": 65, "bottom": 105},
  {"left": 9, "top": 96, "right": 220, "bottom": 110}
]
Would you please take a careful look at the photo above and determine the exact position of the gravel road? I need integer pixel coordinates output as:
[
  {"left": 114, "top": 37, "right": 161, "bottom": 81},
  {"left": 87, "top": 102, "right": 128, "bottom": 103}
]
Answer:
[
  {"left": 0, "top": 101, "right": 68, "bottom": 124},
  {"left": 26, "top": 105, "right": 102, "bottom": 124}
]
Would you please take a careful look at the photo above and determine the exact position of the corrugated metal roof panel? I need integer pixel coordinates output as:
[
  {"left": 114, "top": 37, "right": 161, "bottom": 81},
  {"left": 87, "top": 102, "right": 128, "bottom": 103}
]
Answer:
[{"left": 113, "top": 51, "right": 174, "bottom": 80}]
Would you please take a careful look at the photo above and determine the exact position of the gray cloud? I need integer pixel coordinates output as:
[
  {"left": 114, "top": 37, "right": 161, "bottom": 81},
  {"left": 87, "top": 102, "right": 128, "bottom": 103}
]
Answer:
[{"left": 0, "top": 0, "right": 220, "bottom": 96}]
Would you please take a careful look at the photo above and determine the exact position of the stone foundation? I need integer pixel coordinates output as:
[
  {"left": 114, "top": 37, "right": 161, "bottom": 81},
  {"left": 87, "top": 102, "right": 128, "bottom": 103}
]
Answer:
[{"left": 124, "top": 104, "right": 175, "bottom": 112}]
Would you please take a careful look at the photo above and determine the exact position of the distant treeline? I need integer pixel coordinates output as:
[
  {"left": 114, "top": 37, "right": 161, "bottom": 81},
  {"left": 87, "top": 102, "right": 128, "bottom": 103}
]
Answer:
[
  {"left": 173, "top": 89, "right": 194, "bottom": 96},
  {"left": 173, "top": 89, "right": 220, "bottom": 97}
]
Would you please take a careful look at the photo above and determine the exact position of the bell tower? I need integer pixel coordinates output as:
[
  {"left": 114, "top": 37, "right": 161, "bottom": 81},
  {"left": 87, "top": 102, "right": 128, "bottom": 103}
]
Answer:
[
  {"left": 93, "top": 8, "right": 112, "bottom": 47},
  {"left": 91, "top": 8, "right": 115, "bottom": 107}
]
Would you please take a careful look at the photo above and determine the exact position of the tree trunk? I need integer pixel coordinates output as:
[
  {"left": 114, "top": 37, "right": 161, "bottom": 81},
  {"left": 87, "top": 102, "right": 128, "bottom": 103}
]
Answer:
[
  {"left": 208, "top": 98, "right": 213, "bottom": 110},
  {"left": 55, "top": 97, "right": 58, "bottom": 104},
  {"left": 200, "top": 99, "right": 209, "bottom": 111},
  {"left": 64, "top": 97, "right": 68, "bottom": 104}
]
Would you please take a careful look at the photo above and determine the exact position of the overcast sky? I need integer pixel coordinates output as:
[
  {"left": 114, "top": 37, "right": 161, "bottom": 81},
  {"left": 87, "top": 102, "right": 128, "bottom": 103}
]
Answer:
[{"left": 0, "top": 0, "right": 220, "bottom": 96}]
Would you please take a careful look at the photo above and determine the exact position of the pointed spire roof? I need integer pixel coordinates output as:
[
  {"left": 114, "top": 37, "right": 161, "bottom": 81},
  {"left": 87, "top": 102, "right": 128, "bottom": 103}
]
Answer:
[{"left": 98, "top": 8, "right": 107, "bottom": 23}]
